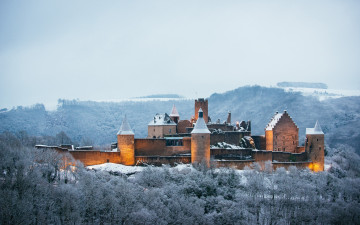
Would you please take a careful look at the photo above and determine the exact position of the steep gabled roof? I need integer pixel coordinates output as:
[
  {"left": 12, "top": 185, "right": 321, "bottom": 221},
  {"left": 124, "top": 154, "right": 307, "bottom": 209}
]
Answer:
[
  {"left": 265, "top": 112, "right": 283, "bottom": 131},
  {"left": 117, "top": 115, "right": 134, "bottom": 135},
  {"left": 306, "top": 120, "right": 324, "bottom": 135},
  {"left": 148, "top": 113, "right": 176, "bottom": 126},
  {"left": 265, "top": 110, "right": 298, "bottom": 131},
  {"left": 192, "top": 108, "right": 210, "bottom": 134},
  {"left": 169, "top": 104, "right": 179, "bottom": 117}
]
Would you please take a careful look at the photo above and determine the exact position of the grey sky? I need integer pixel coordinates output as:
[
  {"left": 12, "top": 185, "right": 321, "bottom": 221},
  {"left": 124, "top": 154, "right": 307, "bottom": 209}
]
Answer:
[{"left": 1, "top": 0, "right": 359, "bottom": 109}]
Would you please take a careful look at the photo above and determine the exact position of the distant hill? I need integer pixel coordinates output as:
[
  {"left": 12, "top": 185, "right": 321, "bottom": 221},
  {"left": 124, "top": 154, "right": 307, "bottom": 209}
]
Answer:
[
  {"left": 0, "top": 86, "right": 359, "bottom": 152},
  {"left": 137, "top": 94, "right": 184, "bottom": 99},
  {"left": 277, "top": 82, "right": 328, "bottom": 89}
]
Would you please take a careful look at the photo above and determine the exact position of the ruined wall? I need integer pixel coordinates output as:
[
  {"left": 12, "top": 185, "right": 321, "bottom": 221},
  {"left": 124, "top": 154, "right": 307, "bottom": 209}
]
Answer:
[
  {"left": 195, "top": 99, "right": 208, "bottom": 123},
  {"left": 191, "top": 133, "right": 210, "bottom": 166},
  {"left": 135, "top": 156, "right": 191, "bottom": 166},
  {"left": 70, "top": 151, "right": 121, "bottom": 166},
  {"left": 210, "top": 148, "right": 253, "bottom": 159},
  {"left": 252, "top": 135, "right": 266, "bottom": 150},
  {"left": 208, "top": 124, "right": 234, "bottom": 131},
  {"left": 210, "top": 132, "right": 250, "bottom": 145}
]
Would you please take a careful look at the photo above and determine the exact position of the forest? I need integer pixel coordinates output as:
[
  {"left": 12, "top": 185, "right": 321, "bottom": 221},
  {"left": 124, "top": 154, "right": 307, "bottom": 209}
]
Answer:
[{"left": 1, "top": 131, "right": 359, "bottom": 224}]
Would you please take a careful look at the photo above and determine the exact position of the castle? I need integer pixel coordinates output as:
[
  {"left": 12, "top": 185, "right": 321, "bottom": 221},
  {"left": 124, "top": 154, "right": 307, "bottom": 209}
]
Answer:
[{"left": 39, "top": 98, "right": 325, "bottom": 171}]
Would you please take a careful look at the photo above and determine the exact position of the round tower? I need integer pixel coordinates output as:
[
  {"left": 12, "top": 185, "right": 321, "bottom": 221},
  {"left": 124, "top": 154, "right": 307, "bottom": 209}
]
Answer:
[
  {"left": 305, "top": 121, "right": 324, "bottom": 172},
  {"left": 117, "top": 115, "right": 135, "bottom": 166},
  {"left": 191, "top": 108, "right": 211, "bottom": 167}
]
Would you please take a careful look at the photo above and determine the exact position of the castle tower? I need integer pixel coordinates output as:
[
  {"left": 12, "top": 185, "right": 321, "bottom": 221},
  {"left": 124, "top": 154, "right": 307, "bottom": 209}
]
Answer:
[
  {"left": 191, "top": 108, "right": 211, "bottom": 167},
  {"left": 117, "top": 115, "right": 135, "bottom": 166},
  {"left": 265, "top": 110, "right": 299, "bottom": 152},
  {"left": 195, "top": 98, "right": 208, "bottom": 123},
  {"left": 305, "top": 121, "right": 325, "bottom": 172},
  {"left": 169, "top": 104, "right": 180, "bottom": 124}
]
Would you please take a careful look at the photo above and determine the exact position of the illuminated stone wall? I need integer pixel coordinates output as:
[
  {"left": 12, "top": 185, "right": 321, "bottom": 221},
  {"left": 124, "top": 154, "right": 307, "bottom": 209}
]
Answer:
[
  {"left": 266, "top": 112, "right": 299, "bottom": 153},
  {"left": 195, "top": 99, "right": 208, "bottom": 123},
  {"left": 118, "top": 134, "right": 135, "bottom": 166},
  {"left": 69, "top": 151, "right": 121, "bottom": 166},
  {"left": 191, "top": 133, "right": 210, "bottom": 167},
  {"left": 305, "top": 134, "right": 325, "bottom": 171}
]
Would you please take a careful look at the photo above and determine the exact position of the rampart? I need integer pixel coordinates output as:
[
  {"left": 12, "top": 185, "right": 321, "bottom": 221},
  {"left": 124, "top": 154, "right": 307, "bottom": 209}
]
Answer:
[{"left": 69, "top": 150, "right": 121, "bottom": 166}]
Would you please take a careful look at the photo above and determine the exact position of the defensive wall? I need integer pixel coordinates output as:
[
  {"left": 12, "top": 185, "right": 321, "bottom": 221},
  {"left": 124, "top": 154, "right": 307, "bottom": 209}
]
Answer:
[{"left": 69, "top": 150, "right": 121, "bottom": 166}]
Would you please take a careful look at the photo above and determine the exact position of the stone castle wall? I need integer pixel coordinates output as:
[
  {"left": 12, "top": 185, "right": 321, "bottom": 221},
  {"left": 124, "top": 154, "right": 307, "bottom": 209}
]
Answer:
[{"left": 70, "top": 151, "right": 121, "bottom": 166}]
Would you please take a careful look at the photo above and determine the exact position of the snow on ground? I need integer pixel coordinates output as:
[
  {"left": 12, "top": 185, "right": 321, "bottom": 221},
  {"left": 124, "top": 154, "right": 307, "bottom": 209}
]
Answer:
[
  {"left": 211, "top": 142, "right": 245, "bottom": 149},
  {"left": 87, "top": 163, "right": 197, "bottom": 175},
  {"left": 87, "top": 163, "right": 144, "bottom": 175},
  {"left": 280, "top": 87, "right": 360, "bottom": 101}
]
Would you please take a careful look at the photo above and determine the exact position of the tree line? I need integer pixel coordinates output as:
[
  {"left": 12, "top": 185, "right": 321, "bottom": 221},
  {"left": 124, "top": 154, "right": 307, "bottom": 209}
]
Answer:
[{"left": 0, "top": 132, "right": 359, "bottom": 224}]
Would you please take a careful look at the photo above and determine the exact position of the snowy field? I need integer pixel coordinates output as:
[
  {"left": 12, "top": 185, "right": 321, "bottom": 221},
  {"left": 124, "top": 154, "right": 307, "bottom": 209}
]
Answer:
[{"left": 279, "top": 87, "right": 360, "bottom": 101}]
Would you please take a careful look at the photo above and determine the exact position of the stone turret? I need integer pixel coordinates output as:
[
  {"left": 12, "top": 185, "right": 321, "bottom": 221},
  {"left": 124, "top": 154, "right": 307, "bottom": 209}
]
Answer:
[
  {"left": 191, "top": 108, "right": 211, "bottom": 167},
  {"left": 117, "top": 115, "right": 135, "bottom": 166},
  {"left": 305, "top": 120, "right": 324, "bottom": 171},
  {"left": 169, "top": 104, "right": 180, "bottom": 124}
]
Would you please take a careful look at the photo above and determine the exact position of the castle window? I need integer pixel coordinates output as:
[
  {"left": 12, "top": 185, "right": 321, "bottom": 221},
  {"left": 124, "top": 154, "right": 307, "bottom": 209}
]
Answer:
[
  {"left": 107, "top": 159, "right": 109, "bottom": 163},
  {"left": 317, "top": 139, "right": 318, "bottom": 141},
  {"left": 319, "top": 147, "right": 321, "bottom": 150}
]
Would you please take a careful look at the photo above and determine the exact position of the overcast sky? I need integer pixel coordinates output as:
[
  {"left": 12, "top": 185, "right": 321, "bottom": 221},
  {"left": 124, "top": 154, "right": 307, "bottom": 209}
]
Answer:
[{"left": 0, "top": 0, "right": 359, "bottom": 109}]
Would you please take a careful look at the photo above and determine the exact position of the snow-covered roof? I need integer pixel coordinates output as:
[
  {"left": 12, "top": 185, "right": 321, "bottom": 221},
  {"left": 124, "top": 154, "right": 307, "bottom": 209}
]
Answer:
[
  {"left": 306, "top": 120, "right": 324, "bottom": 135},
  {"left": 265, "top": 112, "right": 283, "bottom": 131},
  {"left": 148, "top": 113, "right": 176, "bottom": 126},
  {"left": 169, "top": 104, "right": 179, "bottom": 117},
  {"left": 117, "top": 115, "right": 134, "bottom": 135},
  {"left": 192, "top": 108, "right": 210, "bottom": 134}
]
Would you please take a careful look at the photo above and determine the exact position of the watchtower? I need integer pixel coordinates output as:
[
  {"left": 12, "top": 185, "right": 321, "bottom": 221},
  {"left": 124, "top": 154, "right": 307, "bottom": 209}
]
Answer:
[
  {"left": 117, "top": 115, "right": 135, "bottom": 166},
  {"left": 195, "top": 98, "right": 208, "bottom": 123},
  {"left": 191, "top": 108, "right": 211, "bottom": 167},
  {"left": 305, "top": 121, "right": 324, "bottom": 171}
]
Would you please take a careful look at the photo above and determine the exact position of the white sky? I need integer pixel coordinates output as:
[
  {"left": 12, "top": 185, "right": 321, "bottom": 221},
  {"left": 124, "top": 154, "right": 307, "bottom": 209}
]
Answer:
[{"left": 0, "top": 0, "right": 359, "bottom": 109}]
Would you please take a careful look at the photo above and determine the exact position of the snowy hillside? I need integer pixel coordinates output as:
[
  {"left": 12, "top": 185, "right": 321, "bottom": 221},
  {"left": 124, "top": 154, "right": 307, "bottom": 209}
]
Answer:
[{"left": 0, "top": 86, "right": 359, "bottom": 152}]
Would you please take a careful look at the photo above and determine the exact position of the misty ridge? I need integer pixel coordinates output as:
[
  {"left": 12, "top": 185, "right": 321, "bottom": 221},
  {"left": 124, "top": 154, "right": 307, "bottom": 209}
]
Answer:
[
  {"left": 1, "top": 85, "right": 360, "bottom": 224},
  {"left": 0, "top": 85, "right": 359, "bottom": 152}
]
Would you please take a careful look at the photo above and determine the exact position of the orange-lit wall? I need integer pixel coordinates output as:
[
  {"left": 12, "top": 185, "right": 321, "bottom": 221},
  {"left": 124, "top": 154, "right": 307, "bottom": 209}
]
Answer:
[
  {"left": 265, "top": 130, "right": 273, "bottom": 150},
  {"left": 118, "top": 134, "right": 135, "bottom": 166},
  {"left": 191, "top": 133, "right": 210, "bottom": 167},
  {"left": 70, "top": 151, "right": 121, "bottom": 166},
  {"left": 195, "top": 99, "right": 208, "bottom": 123},
  {"left": 305, "top": 134, "right": 324, "bottom": 171}
]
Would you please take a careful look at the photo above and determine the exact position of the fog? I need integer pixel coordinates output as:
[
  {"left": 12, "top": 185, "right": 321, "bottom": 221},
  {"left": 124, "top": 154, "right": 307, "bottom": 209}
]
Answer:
[{"left": 0, "top": 0, "right": 359, "bottom": 109}]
